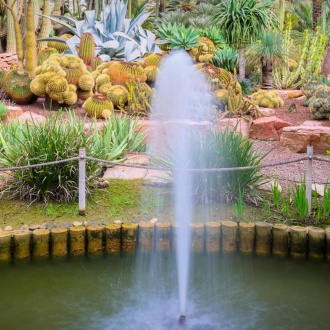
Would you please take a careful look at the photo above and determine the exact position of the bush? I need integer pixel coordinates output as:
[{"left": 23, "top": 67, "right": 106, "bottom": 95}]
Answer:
[
  {"left": 0, "top": 111, "right": 146, "bottom": 202},
  {"left": 155, "top": 126, "right": 266, "bottom": 204},
  {"left": 0, "top": 102, "right": 8, "bottom": 121}
]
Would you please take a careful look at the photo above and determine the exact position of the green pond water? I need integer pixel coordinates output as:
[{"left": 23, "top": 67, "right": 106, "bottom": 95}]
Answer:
[{"left": 0, "top": 253, "right": 329, "bottom": 330}]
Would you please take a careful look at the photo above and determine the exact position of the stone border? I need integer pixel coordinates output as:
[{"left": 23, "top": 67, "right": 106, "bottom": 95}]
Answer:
[{"left": 0, "top": 221, "right": 329, "bottom": 262}]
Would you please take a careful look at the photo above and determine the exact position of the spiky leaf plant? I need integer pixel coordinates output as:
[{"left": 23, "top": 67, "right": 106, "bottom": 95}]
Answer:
[{"left": 0, "top": 111, "right": 146, "bottom": 202}]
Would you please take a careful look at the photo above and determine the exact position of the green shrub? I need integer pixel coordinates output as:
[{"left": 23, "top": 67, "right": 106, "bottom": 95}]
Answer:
[
  {"left": 0, "top": 102, "right": 8, "bottom": 121},
  {"left": 0, "top": 111, "right": 146, "bottom": 202},
  {"left": 154, "top": 126, "right": 266, "bottom": 203}
]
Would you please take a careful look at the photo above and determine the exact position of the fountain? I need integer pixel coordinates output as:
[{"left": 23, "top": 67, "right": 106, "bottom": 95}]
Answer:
[{"left": 150, "top": 50, "right": 212, "bottom": 323}]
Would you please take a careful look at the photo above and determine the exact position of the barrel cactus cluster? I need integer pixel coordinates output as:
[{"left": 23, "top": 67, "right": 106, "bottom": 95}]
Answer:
[
  {"left": 306, "top": 84, "right": 330, "bottom": 119},
  {"left": 30, "top": 53, "right": 94, "bottom": 106},
  {"left": 301, "top": 80, "right": 326, "bottom": 107},
  {"left": 251, "top": 90, "right": 284, "bottom": 108}
]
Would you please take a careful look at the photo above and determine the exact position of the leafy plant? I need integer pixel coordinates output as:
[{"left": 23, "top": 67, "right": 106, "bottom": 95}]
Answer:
[
  {"left": 211, "top": 47, "right": 238, "bottom": 72},
  {"left": 167, "top": 25, "right": 201, "bottom": 50},
  {"left": 293, "top": 181, "right": 308, "bottom": 221},
  {"left": 0, "top": 102, "right": 8, "bottom": 121},
  {"left": 233, "top": 187, "right": 244, "bottom": 220},
  {"left": 200, "top": 27, "right": 225, "bottom": 47},
  {"left": 38, "top": 0, "right": 162, "bottom": 61},
  {"left": 0, "top": 111, "right": 146, "bottom": 202},
  {"left": 322, "top": 184, "right": 330, "bottom": 219},
  {"left": 262, "top": 199, "right": 271, "bottom": 217},
  {"left": 271, "top": 181, "right": 281, "bottom": 209}
]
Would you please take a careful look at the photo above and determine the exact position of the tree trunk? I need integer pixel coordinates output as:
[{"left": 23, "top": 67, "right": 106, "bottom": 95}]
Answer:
[
  {"left": 261, "top": 59, "right": 273, "bottom": 90},
  {"left": 313, "top": 0, "right": 323, "bottom": 30},
  {"left": 238, "top": 47, "right": 246, "bottom": 81}
]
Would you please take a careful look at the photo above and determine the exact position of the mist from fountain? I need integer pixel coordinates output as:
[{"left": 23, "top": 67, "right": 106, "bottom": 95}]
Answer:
[{"left": 150, "top": 50, "right": 212, "bottom": 317}]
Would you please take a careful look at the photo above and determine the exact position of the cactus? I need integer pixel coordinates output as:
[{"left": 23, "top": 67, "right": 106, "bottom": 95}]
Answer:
[
  {"left": 48, "top": 34, "right": 72, "bottom": 53},
  {"left": 145, "top": 65, "right": 159, "bottom": 83},
  {"left": 108, "top": 61, "right": 147, "bottom": 86},
  {"left": 98, "top": 82, "right": 113, "bottom": 96},
  {"left": 78, "top": 74, "right": 95, "bottom": 91},
  {"left": 68, "top": 84, "right": 77, "bottom": 92},
  {"left": 91, "top": 57, "right": 103, "bottom": 71},
  {"left": 63, "top": 91, "right": 78, "bottom": 106},
  {"left": 251, "top": 90, "right": 284, "bottom": 108},
  {"left": 46, "top": 76, "right": 69, "bottom": 93},
  {"left": 25, "top": 0, "right": 38, "bottom": 78},
  {"left": 0, "top": 68, "right": 5, "bottom": 87},
  {"left": 77, "top": 89, "right": 93, "bottom": 101},
  {"left": 83, "top": 94, "right": 114, "bottom": 118},
  {"left": 3, "top": 68, "right": 36, "bottom": 104},
  {"left": 213, "top": 89, "right": 229, "bottom": 110},
  {"left": 143, "top": 53, "right": 163, "bottom": 68},
  {"left": 107, "top": 85, "right": 129, "bottom": 107},
  {"left": 79, "top": 32, "right": 95, "bottom": 66},
  {"left": 96, "top": 73, "right": 111, "bottom": 87},
  {"left": 30, "top": 77, "right": 47, "bottom": 96},
  {"left": 38, "top": 0, "right": 53, "bottom": 52},
  {"left": 102, "top": 109, "right": 112, "bottom": 119},
  {"left": 37, "top": 47, "right": 59, "bottom": 65}
]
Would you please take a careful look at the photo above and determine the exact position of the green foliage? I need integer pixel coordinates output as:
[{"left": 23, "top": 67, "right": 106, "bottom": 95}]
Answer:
[
  {"left": 293, "top": 181, "right": 308, "bottom": 221},
  {"left": 0, "top": 111, "right": 146, "bottom": 202},
  {"left": 157, "top": 126, "right": 266, "bottom": 204},
  {"left": 271, "top": 181, "right": 281, "bottom": 209},
  {"left": 0, "top": 102, "right": 8, "bottom": 121},
  {"left": 233, "top": 187, "right": 244, "bottom": 220},
  {"left": 212, "top": 0, "right": 278, "bottom": 48},
  {"left": 200, "top": 27, "right": 225, "bottom": 47},
  {"left": 167, "top": 25, "right": 201, "bottom": 50},
  {"left": 211, "top": 47, "right": 238, "bottom": 72}
]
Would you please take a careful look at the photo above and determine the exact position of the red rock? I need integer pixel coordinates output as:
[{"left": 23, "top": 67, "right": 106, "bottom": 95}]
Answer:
[
  {"left": 258, "top": 107, "right": 276, "bottom": 117},
  {"left": 17, "top": 112, "right": 45, "bottom": 124},
  {"left": 5, "top": 105, "right": 23, "bottom": 119},
  {"left": 280, "top": 126, "right": 330, "bottom": 153},
  {"left": 288, "top": 90, "right": 304, "bottom": 98},
  {"left": 214, "top": 118, "right": 249, "bottom": 137},
  {"left": 250, "top": 116, "right": 292, "bottom": 141}
]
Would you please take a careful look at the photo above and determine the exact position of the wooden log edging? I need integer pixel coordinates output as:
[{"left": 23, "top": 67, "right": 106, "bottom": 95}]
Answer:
[{"left": 0, "top": 223, "right": 329, "bottom": 262}]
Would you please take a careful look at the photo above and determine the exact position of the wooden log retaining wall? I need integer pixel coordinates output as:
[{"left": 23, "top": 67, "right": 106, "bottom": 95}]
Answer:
[{"left": 0, "top": 221, "right": 330, "bottom": 262}]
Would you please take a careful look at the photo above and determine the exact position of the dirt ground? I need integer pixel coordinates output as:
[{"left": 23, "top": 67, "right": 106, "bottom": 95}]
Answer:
[{"left": 12, "top": 93, "right": 330, "bottom": 188}]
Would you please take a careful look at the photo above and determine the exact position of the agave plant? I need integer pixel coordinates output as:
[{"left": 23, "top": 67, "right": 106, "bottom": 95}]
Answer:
[
  {"left": 211, "top": 47, "right": 238, "bottom": 72},
  {"left": 38, "top": 0, "right": 162, "bottom": 61}
]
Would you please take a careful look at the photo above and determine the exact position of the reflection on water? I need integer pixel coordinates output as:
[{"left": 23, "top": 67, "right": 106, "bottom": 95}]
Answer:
[{"left": 0, "top": 253, "right": 329, "bottom": 330}]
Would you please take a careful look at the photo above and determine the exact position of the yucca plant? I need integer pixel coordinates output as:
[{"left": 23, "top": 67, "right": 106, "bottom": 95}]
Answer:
[
  {"left": 211, "top": 47, "right": 238, "bottom": 72},
  {"left": 0, "top": 111, "right": 146, "bottom": 202}
]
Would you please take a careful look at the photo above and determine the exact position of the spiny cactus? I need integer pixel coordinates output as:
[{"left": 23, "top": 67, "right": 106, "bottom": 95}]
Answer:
[
  {"left": 48, "top": 34, "right": 72, "bottom": 52},
  {"left": 91, "top": 57, "right": 103, "bottom": 71},
  {"left": 46, "top": 76, "right": 69, "bottom": 93},
  {"left": 308, "top": 86, "right": 330, "bottom": 119},
  {"left": 37, "top": 47, "right": 59, "bottom": 65},
  {"left": 79, "top": 32, "right": 95, "bottom": 66},
  {"left": 251, "top": 90, "right": 284, "bottom": 108},
  {"left": 98, "top": 82, "right": 113, "bottom": 96},
  {"left": 25, "top": 0, "right": 38, "bottom": 78},
  {"left": 143, "top": 53, "right": 163, "bottom": 68},
  {"left": 83, "top": 94, "right": 114, "bottom": 118},
  {"left": 77, "top": 89, "right": 93, "bottom": 100},
  {"left": 107, "top": 85, "right": 129, "bottom": 107},
  {"left": 108, "top": 61, "right": 147, "bottom": 86},
  {"left": 213, "top": 89, "right": 229, "bottom": 110},
  {"left": 144, "top": 65, "right": 159, "bottom": 83},
  {"left": 95, "top": 73, "right": 111, "bottom": 87},
  {"left": 30, "top": 77, "right": 47, "bottom": 97},
  {"left": 78, "top": 74, "right": 95, "bottom": 91}
]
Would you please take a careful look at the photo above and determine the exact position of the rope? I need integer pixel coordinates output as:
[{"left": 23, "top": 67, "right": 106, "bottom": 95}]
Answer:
[
  {"left": 313, "top": 156, "right": 330, "bottom": 163},
  {"left": 0, "top": 157, "right": 79, "bottom": 172},
  {"left": 84, "top": 156, "right": 309, "bottom": 172}
]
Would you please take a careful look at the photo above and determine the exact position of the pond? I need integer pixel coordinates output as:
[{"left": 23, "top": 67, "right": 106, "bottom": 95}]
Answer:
[{"left": 0, "top": 252, "right": 329, "bottom": 330}]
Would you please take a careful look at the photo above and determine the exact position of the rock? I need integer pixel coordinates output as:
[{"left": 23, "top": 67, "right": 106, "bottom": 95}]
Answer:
[
  {"left": 4, "top": 105, "right": 23, "bottom": 120},
  {"left": 257, "top": 180, "right": 282, "bottom": 195},
  {"left": 103, "top": 165, "right": 147, "bottom": 180},
  {"left": 250, "top": 116, "right": 292, "bottom": 141},
  {"left": 313, "top": 184, "right": 326, "bottom": 197},
  {"left": 73, "top": 221, "right": 82, "bottom": 227},
  {"left": 83, "top": 221, "right": 88, "bottom": 227},
  {"left": 276, "top": 90, "right": 298, "bottom": 99},
  {"left": 135, "top": 119, "right": 161, "bottom": 136},
  {"left": 144, "top": 169, "right": 172, "bottom": 186},
  {"left": 39, "top": 224, "right": 47, "bottom": 229},
  {"left": 4, "top": 226, "right": 13, "bottom": 231},
  {"left": 258, "top": 107, "right": 276, "bottom": 117},
  {"left": 17, "top": 112, "right": 45, "bottom": 124},
  {"left": 114, "top": 220, "right": 122, "bottom": 225},
  {"left": 20, "top": 225, "right": 30, "bottom": 231},
  {"left": 61, "top": 222, "right": 73, "bottom": 229},
  {"left": 280, "top": 125, "right": 330, "bottom": 153},
  {"left": 288, "top": 90, "right": 304, "bottom": 98},
  {"left": 215, "top": 118, "right": 250, "bottom": 138},
  {"left": 124, "top": 153, "right": 148, "bottom": 165},
  {"left": 29, "top": 224, "right": 40, "bottom": 231},
  {"left": 302, "top": 121, "right": 324, "bottom": 127},
  {"left": 149, "top": 218, "right": 158, "bottom": 224}
]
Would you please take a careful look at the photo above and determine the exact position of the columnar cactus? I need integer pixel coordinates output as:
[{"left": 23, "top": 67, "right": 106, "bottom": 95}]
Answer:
[{"left": 79, "top": 32, "right": 95, "bottom": 66}]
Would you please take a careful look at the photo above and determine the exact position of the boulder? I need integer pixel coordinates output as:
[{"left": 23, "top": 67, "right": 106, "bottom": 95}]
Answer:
[
  {"left": 215, "top": 118, "right": 249, "bottom": 137},
  {"left": 103, "top": 165, "right": 147, "bottom": 180},
  {"left": 250, "top": 116, "right": 292, "bottom": 141},
  {"left": 288, "top": 90, "right": 304, "bottom": 98},
  {"left": 4, "top": 105, "right": 23, "bottom": 121},
  {"left": 280, "top": 125, "right": 330, "bottom": 153},
  {"left": 258, "top": 107, "right": 276, "bottom": 117},
  {"left": 17, "top": 112, "right": 45, "bottom": 124}
]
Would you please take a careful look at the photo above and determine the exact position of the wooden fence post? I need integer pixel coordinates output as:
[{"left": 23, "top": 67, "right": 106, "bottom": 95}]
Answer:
[
  {"left": 306, "top": 146, "right": 313, "bottom": 216},
  {"left": 79, "top": 147, "right": 86, "bottom": 216}
]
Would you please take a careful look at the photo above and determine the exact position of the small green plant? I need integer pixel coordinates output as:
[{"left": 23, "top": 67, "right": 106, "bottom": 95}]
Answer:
[
  {"left": 233, "top": 187, "right": 244, "bottom": 220},
  {"left": 0, "top": 102, "right": 8, "bottom": 121},
  {"left": 262, "top": 199, "right": 271, "bottom": 217},
  {"left": 272, "top": 181, "right": 281, "bottom": 209},
  {"left": 293, "top": 181, "right": 309, "bottom": 221},
  {"left": 322, "top": 184, "right": 330, "bottom": 219}
]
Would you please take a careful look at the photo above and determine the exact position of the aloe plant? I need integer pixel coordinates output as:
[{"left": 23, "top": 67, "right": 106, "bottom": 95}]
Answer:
[{"left": 38, "top": 0, "right": 162, "bottom": 61}]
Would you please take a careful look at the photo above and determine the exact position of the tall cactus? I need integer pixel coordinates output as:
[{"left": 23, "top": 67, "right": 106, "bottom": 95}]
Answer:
[
  {"left": 5, "top": 0, "right": 17, "bottom": 53},
  {"left": 25, "top": 0, "right": 38, "bottom": 77},
  {"left": 1, "top": 0, "right": 24, "bottom": 64},
  {"left": 79, "top": 32, "right": 95, "bottom": 66},
  {"left": 38, "top": 0, "right": 53, "bottom": 52}
]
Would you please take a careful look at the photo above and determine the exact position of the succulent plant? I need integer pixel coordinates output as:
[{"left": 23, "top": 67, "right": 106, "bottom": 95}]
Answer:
[
  {"left": 143, "top": 53, "right": 164, "bottom": 68},
  {"left": 107, "top": 85, "right": 129, "bottom": 107},
  {"left": 251, "top": 90, "right": 284, "bottom": 108},
  {"left": 0, "top": 69, "right": 6, "bottom": 88},
  {"left": 78, "top": 32, "right": 95, "bottom": 66},
  {"left": 83, "top": 94, "right": 114, "bottom": 118},
  {"left": 78, "top": 74, "right": 95, "bottom": 91},
  {"left": 77, "top": 89, "right": 93, "bottom": 100},
  {"left": 37, "top": 47, "right": 59, "bottom": 65},
  {"left": 107, "top": 61, "right": 147, "bottom": 86},
  {"left": 95, "top": 73, "right": 111, "bottom": 87},
  {"left": 213, "top": 89, "right": 229, "bottom": 110},
  {"left": 168, "top": 25, "right": 201, "bottom": 51},
  {"left": 91, "top": 57, "right": 104, "bottom": 71},
  {"left": 30, "top": 77, "right": 47, "bottom": 97},
  {"left": 48, "top": 33, "right": 72, "bottom": 53},
  {"left": 144, "top": 66, "right": 159, "bottom": 83},
  {"left": 308, "top": 86, "right": 330, "bottom": 119},
  {"left": 98, "top": 83, "right": 113, "bottom": 96}
]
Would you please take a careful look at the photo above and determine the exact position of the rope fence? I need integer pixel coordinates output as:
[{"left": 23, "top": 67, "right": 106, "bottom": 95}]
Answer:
[{"left": 0, "top": 146, "right": 329, "bottom": 216}]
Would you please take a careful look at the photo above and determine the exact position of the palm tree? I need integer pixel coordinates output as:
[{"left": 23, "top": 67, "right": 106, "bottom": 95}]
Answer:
[
  {"left": 212, "top": 0, "right": 278, "bottom": 81},
  {"left": 247, "top": 30, "right": 283, "bottom": 89}
]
